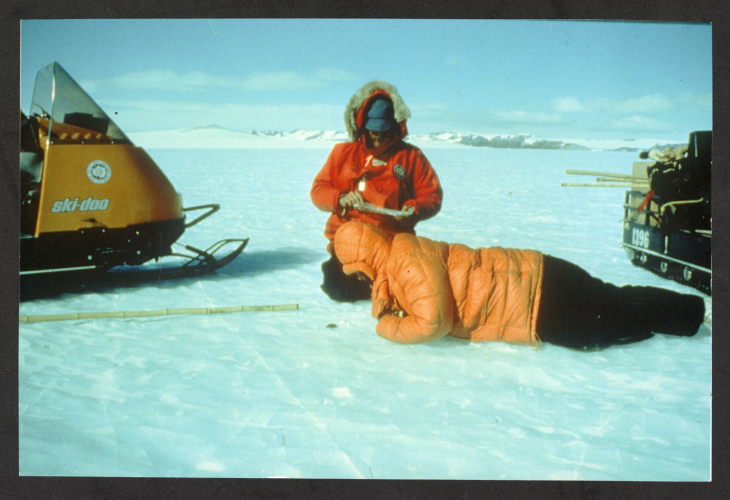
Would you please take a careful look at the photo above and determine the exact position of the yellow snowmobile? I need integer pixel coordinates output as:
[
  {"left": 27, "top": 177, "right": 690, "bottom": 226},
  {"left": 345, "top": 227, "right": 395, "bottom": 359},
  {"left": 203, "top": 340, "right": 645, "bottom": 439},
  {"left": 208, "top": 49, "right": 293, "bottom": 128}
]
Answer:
[{"left": 20, "top": 62, "right": 247, "bottom": 280}]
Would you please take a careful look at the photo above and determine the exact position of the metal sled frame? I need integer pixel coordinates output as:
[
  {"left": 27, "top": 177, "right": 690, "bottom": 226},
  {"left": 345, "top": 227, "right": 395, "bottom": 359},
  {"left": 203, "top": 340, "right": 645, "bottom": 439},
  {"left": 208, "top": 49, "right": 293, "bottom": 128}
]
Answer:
[{"left": 621, "top": 189, "right": 711, "bottom": 294}]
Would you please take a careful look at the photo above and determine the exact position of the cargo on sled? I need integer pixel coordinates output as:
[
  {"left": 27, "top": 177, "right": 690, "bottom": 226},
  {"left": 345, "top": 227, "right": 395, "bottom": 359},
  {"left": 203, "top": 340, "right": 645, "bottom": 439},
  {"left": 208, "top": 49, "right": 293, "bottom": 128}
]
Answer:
[
  {"left": 621, "top": 131, "right": 711, "bottom": 295},
  {"left": 562, "top": 131, "right": 711, "bottom": 295}
]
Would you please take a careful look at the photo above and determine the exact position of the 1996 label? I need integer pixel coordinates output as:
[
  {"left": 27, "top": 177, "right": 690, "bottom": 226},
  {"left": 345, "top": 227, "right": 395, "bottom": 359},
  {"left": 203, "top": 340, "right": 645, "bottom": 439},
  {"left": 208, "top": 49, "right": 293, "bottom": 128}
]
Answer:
[{"left": 631, "top": 228, "right": 650, "bottom": 248}]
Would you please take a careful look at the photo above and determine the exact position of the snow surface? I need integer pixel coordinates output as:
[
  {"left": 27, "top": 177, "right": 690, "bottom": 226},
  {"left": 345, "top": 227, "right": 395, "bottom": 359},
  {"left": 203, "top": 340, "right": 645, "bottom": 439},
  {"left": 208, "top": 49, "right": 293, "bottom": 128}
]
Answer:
[{"left": 18, "top": 144, "right": 711, "bottom": 479}]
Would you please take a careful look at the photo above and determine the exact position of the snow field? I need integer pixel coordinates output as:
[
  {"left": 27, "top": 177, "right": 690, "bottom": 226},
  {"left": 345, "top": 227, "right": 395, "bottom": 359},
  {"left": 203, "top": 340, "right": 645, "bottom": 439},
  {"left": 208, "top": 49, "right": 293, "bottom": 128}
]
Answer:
[{"left": 18, "top": 146, "right": 711, "bottom": 479}]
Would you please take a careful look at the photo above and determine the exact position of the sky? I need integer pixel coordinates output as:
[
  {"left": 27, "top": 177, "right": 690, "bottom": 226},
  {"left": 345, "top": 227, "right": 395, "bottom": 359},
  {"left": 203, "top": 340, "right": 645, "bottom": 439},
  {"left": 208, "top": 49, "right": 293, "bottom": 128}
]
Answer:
[{"left": 20, "top": 19, "right": 712, "bottom": 141}]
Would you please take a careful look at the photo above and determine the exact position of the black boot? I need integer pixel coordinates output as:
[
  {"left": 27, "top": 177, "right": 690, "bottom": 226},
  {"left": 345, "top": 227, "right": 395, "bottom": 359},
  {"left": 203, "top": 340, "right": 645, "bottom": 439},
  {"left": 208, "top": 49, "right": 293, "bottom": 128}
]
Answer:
[{"left": 320, "top": 255, "right": 372, "bottom": 302}]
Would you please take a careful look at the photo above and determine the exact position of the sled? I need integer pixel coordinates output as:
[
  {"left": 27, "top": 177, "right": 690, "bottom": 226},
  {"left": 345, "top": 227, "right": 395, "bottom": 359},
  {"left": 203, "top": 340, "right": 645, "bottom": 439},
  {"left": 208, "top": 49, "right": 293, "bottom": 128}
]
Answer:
[
  {"left": 620, "top": 131, "right": 711, "bottom": 295},
  {"left": 20, "top": 62, "right": 247, "bottom": 279}
]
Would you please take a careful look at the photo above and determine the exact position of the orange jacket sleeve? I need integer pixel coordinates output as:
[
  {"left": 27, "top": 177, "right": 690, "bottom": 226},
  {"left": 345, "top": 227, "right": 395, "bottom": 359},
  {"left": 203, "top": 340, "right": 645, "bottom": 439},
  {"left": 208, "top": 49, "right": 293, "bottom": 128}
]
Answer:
[
  {"left": 401, "top": 148, "right": 443, "bottom": 224},
  {"left": 311, "top": 144, "right": 346, "bottom": 213}
]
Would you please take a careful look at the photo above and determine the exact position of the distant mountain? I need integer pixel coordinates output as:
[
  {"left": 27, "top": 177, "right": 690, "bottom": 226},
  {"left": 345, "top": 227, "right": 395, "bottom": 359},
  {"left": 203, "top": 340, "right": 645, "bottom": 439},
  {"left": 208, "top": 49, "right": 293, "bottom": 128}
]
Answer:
[
  {"left": 637, "top": 141, "right": 688, "bottom": 152},
  {"left": 128, "top": 126, "right": 687, "bottom": 152},
  {"left": 180, "top": 125, "right": 230, "bottom": 133},
  {"left": 410, "top": 133, "right": 691, "bottom": 153},
  {"left": 250, "top": 129, "right": 349, "bottom": 142},
  {"left": 412, "top": 132, "right": 590, "bottom": 151}
]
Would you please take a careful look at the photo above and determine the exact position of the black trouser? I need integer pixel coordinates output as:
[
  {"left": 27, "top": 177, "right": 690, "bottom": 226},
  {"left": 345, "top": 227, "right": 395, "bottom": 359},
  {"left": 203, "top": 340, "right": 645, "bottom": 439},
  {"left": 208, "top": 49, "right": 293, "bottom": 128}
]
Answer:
[
  {"left": 536, "top": 255, "right": 705, "bottom": 350},
  {"left": 320, "top": 254, "right": 372, "bottom": 302}
]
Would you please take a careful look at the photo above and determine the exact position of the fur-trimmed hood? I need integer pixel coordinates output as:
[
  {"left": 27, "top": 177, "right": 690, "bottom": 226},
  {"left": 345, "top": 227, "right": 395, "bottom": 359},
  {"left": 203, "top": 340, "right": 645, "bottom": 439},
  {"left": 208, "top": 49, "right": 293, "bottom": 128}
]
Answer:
[{"left": 344, "top": 80, "right": 411, "bottom": 142}]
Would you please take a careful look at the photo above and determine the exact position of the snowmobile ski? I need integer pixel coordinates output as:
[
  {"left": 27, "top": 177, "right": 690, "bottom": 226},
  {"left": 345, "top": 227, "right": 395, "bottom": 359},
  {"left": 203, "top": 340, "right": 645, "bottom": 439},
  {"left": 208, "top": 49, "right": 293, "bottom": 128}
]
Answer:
[{"left": 20, "top": 238, "right": 249, "bottom": 301}]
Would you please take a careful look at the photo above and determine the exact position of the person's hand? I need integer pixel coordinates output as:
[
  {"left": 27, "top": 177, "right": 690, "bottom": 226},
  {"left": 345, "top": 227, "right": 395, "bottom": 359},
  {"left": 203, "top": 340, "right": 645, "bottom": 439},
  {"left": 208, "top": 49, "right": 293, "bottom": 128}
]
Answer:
[
  {"left": 339, "top": 191, "right": 365, "bottom": 209},
  {"left": 395, "top": 204, "right": 415, "bottom": 221}
]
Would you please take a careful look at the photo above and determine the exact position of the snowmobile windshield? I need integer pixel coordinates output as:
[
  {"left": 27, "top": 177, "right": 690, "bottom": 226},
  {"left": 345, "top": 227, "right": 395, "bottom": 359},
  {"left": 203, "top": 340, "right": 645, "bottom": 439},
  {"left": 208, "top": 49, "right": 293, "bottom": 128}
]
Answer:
[{"left": 29, "top": 62, "right": 132, "bottom": 145}]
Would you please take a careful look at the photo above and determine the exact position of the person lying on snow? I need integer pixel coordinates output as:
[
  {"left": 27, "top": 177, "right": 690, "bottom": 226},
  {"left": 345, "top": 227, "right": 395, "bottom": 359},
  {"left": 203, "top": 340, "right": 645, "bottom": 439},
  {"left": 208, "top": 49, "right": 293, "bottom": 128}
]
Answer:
[
  {"left": 333, "top": 221, "right": 707, "bottom": 350},
  {"left": 311, "top": 80, "right": 443, "bottom": 302}
]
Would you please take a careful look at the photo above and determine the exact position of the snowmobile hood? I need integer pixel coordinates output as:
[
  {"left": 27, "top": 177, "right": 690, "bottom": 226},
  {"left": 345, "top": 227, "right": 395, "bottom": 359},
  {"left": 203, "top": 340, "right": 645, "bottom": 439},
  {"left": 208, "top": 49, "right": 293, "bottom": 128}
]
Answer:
[
  {"left": 334, "top": 221, "right": 392, "bottom": 281},
  {"left": 344, "top": 81, "right": 411, "bottom": 143}
]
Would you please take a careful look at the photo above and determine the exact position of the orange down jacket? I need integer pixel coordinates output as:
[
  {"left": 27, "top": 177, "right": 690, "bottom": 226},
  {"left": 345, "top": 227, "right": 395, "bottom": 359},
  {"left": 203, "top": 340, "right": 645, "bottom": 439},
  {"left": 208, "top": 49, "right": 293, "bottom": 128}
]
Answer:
[
  {"left": 334, "top": 221, "right": 545, "bottom": 345},
  {"left": 311, "top": 81, "right": 442, "bottom": 253}
]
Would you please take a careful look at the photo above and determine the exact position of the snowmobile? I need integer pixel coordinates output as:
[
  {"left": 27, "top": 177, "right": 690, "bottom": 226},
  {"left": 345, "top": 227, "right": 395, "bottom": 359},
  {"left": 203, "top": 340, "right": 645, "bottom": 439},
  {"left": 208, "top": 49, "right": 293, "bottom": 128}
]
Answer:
[
  {"left": 620, "top": 131, "right": 711, "bottom": 295},
  {"left": 20, "top": 62, "right": 248, "bottom": 280}
]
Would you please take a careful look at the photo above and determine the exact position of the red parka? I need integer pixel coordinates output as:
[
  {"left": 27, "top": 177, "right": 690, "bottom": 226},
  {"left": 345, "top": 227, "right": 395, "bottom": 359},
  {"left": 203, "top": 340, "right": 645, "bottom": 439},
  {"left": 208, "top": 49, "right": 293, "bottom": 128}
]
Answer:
[
  {"left": 311, "top": 81, "right": 443, "bottom": 253},
  {"left": 334, "top": 221, "right": 545, "bottom": 346}
]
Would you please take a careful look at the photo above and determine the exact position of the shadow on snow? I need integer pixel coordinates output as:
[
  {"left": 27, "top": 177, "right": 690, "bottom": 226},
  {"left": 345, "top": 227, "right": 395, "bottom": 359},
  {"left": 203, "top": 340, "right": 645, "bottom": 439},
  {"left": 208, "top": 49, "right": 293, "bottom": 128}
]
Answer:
[{"left": 20, "top": 247, "right": 324, "bottom": 302}]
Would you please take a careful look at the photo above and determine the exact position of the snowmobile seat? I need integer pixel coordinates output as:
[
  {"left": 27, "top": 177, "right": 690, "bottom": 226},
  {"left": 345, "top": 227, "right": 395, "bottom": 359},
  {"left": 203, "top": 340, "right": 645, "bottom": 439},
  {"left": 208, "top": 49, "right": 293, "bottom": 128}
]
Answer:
[{"left": 63, "top": 112, "right": 109, "bottom": 135}]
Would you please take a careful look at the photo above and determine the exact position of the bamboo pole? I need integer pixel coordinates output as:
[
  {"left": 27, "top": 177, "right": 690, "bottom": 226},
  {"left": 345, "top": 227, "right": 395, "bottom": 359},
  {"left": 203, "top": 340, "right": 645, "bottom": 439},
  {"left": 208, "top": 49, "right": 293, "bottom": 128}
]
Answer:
[
  {"left": 561, "top": 183, "right": 648, "bottom": 188},
  {"left": 19, "top": 303, "right": 299, "bottom": 324},
  {"left": 596, "top": 177, "right": 648, "bottom": 184},
  {"left": 565, "top": 169, "right": 645, "bottom": 180}
]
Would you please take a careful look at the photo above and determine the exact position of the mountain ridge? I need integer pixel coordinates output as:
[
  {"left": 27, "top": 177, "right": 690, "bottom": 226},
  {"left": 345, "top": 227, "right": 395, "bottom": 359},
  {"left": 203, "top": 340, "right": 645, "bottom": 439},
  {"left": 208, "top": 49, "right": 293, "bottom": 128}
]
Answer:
[{"left": 128, "top": 125, "right": 689, "bottom": 152}]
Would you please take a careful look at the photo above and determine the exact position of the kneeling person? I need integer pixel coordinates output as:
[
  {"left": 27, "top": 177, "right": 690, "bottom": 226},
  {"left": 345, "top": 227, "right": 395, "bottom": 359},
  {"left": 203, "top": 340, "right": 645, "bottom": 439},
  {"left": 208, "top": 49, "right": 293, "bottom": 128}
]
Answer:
[{"left": 311, "top": 81, "right": 443, "bottom": 302}]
